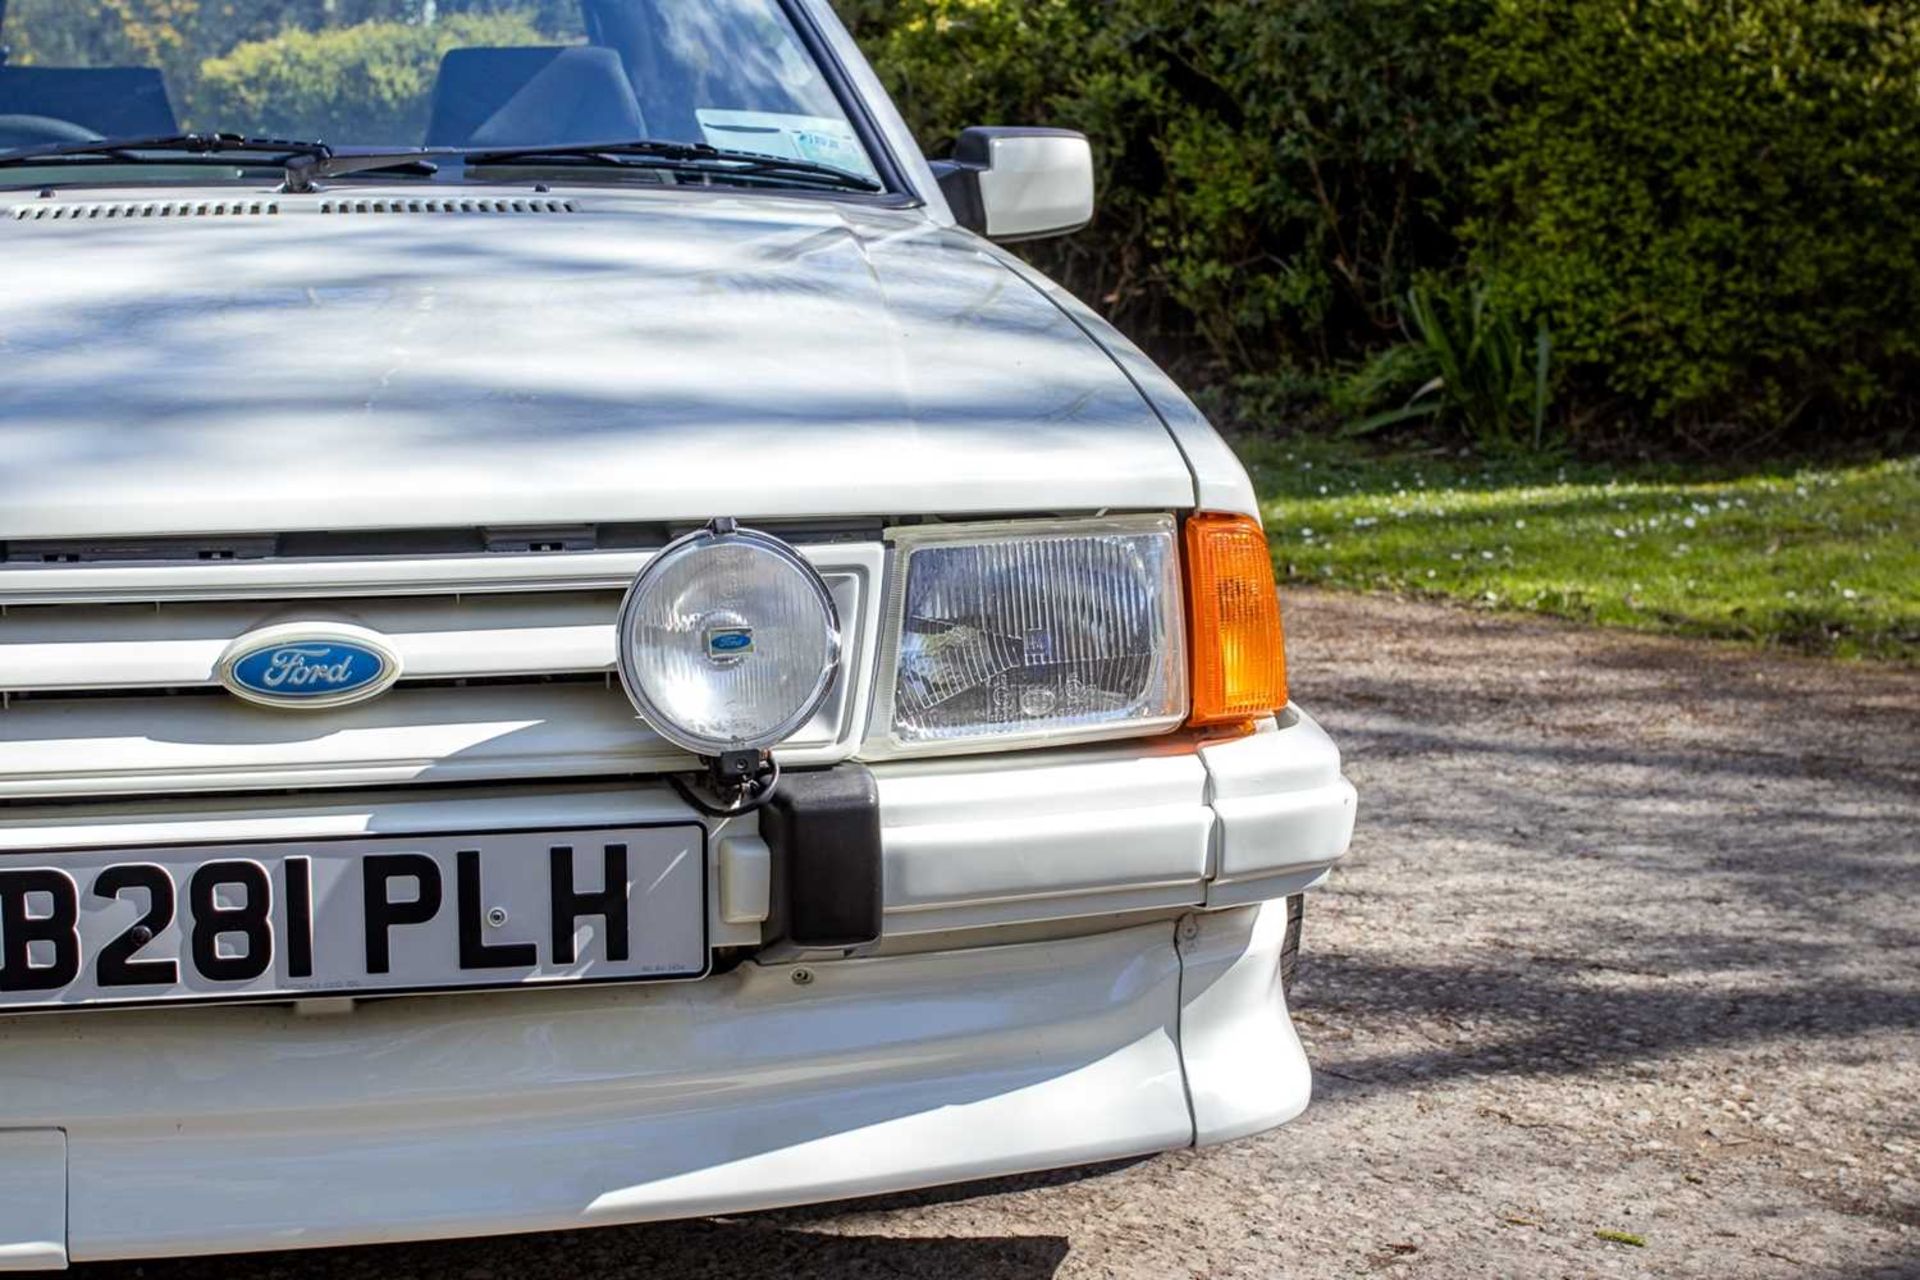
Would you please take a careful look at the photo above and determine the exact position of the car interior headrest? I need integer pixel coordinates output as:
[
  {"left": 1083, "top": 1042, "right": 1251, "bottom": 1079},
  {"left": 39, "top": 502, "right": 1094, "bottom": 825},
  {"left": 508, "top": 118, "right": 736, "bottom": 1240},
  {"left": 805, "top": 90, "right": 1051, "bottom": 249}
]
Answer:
[
  {"left": 0, "top": 66, "right": 178, "bottom": 137},
  {"left": 425, "top": 46, "right": 645, "bottom": 149}
]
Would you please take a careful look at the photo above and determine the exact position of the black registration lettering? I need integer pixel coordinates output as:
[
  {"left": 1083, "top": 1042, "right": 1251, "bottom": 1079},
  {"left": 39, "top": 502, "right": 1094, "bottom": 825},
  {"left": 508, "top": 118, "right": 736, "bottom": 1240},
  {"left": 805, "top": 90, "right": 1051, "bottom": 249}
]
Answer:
[
  {"left": 363, "top": 853, "right": 442, "bottom": 975},
  {"left": 189, "top": 861, "right": 273, "bottom": 982},
  {"left": 550, "top": 843, "right": 631, "bottom": 964},
  {"left": 94, "top": 864, "right": 179, "bottom": 987},
  {"left": 456, "top": 850, "right": 536, "bottom": 970},
  {"left": 0, "top": 869, "right": 81, "bottom": 992},
  {"left": 284, "top": 857, "right": 315, "bottom": 980}
]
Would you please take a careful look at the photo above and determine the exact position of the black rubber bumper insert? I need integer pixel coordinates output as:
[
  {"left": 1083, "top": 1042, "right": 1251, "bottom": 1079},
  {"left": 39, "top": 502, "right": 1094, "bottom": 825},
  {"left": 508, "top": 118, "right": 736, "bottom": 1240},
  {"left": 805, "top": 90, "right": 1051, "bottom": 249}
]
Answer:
[{"left": 761, "top": 764, "right": 884, "bottom": 949}]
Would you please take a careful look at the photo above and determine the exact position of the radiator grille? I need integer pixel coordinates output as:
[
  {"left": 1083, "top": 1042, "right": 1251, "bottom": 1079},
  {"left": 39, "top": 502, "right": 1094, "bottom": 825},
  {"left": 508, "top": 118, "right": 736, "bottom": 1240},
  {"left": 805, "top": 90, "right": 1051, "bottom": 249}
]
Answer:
[{"left": 0, "top": 543, "right": 877, "bottom": 799}]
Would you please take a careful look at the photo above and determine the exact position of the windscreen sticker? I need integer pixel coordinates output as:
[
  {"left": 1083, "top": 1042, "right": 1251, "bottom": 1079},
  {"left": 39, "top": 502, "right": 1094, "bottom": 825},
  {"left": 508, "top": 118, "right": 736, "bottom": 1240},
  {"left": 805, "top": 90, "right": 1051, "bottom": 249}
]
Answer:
[{"left": 696, "top": 110, "right": 876, "bottom": 179}]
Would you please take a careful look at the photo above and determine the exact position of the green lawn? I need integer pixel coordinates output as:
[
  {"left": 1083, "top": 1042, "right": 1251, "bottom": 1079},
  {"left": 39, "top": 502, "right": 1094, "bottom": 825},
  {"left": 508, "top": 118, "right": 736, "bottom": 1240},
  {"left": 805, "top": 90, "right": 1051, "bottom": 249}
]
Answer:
[{"left": 1239, "top": 440, "right": 1919, "bottom": 662}]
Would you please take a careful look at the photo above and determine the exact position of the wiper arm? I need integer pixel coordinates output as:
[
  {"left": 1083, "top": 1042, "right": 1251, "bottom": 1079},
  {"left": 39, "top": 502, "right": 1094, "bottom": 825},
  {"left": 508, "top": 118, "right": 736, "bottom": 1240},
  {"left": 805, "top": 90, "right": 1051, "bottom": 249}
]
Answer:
[
  {"left": 463, "top": 138, "right": 882, "bottom": 194},
  {"left": 0, "top": 133, "right": 437, "bottom": 191},
  {"left": 279, "top": 149, "right": 439, "bottom": 192}
]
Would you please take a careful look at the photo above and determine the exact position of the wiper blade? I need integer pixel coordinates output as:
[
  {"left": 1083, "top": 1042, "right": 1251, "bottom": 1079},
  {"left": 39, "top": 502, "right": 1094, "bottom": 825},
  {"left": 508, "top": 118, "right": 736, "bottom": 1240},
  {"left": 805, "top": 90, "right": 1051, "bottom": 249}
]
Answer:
[
  {"left": 0, "top": 132, "right": 328, "bottom": 166},
  {"left": 463, "top": 138, "right": 883, "bottom": 194},
  {"left": 0, "top": 132, "right": 437, "bottom": 191}
]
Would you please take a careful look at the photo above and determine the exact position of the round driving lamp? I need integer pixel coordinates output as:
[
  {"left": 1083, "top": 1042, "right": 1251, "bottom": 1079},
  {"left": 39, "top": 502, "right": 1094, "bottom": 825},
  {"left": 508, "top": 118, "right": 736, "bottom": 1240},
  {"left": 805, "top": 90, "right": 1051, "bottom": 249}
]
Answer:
[{"left": 615, "top": 521, "right": 841, "bottom": 757}]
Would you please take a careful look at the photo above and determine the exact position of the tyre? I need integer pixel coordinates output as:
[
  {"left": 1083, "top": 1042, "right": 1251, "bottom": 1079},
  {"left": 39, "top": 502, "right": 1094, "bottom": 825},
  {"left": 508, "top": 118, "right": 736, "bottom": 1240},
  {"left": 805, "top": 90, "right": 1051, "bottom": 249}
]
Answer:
[{"left": 1279, "top": 894, "right": 1305, "bottom": 997}]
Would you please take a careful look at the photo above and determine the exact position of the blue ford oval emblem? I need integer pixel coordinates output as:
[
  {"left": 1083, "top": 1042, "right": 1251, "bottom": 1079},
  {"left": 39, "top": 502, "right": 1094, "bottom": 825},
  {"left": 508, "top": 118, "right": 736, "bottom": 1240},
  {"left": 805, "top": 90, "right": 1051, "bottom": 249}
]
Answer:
[
  {"left": 217, "top": 625, "right": 401, "bottom": 710},
  {"left": 707, "top": 627, "right": 755, "bottom": 657}
]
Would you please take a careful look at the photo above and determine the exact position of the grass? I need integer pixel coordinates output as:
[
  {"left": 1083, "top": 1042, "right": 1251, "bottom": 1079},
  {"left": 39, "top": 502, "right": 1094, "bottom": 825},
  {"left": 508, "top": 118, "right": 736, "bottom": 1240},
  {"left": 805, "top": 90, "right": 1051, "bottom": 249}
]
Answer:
[
  {"left": 1594, "top": 1229, "right": 1647, "bottom": 1248},
  {"left": 1238, "top": 439, "right": 1919, "bottom": 662}
]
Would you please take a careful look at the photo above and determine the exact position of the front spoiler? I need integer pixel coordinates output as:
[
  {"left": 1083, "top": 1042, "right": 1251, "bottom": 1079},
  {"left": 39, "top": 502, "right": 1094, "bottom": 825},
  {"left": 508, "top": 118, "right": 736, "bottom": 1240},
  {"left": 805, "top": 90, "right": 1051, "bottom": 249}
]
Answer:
[{"left": 0, "top": 905, "right": 1302, "bottom": 1265}]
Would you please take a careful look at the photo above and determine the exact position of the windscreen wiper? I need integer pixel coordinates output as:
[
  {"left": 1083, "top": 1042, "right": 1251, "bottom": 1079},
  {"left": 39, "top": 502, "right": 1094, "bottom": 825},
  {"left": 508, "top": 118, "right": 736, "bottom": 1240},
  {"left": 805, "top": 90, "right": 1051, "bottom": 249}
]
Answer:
[
  {"left": 462, "top": 138, "right": 883, "bottom": 194},
  {"left": 0, "top": 133, "right": 437, "bottom": 191}
]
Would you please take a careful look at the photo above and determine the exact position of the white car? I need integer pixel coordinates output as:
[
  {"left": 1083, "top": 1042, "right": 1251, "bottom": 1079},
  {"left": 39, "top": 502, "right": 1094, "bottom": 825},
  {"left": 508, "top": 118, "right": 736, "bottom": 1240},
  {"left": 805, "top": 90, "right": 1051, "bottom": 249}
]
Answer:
[{"left": 0, "top": 0, "right": 1355, "bottom": 1268}]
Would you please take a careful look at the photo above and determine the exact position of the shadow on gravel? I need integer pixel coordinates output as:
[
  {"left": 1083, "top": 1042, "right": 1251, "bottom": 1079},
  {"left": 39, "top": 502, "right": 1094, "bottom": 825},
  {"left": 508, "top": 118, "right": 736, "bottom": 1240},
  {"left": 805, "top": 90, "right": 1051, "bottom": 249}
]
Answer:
[
  {"left": 1296, "top": 952, "right": 1920, "bottom": 1094},
  {"left": 763, "top": 1157, "right": 1153, "bottom": 1223},
  {"left": 74, "top": 1219, "right": 1072, "bottom": 1280},
  {"left": 1340, "top": 718, "right": 1920, "bottom": 801}
]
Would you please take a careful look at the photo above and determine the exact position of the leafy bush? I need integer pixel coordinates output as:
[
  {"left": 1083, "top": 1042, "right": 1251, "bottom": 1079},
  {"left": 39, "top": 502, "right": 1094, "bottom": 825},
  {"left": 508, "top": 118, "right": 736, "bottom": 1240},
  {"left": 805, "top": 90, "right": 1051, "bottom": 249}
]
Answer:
[
  {"left": 187, "top": 12, "right": 546, "bottom": 143},
  {"left": 840, "top": 0, "right": 1920, "bottom": 452},
  {"left": 1466, "top": 0, "right": 1920, "bottom": 439},
  {"left": 841, "top": 0, "right": 1482, "bottom": 376}
]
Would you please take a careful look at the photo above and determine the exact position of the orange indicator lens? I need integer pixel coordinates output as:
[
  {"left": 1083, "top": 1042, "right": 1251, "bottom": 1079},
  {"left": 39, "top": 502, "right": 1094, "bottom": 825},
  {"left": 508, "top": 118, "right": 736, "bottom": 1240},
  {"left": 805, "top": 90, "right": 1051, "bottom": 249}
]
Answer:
[{"left": 1184, "top": 512, "right": 1289, "bottom": 727}]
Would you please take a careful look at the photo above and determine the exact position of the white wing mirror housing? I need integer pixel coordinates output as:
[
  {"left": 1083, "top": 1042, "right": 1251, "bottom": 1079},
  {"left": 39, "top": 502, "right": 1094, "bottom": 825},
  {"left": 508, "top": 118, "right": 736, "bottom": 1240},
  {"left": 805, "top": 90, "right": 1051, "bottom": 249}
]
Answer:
[{"left": 932, "top": 127, "right": 1095, "bottom": 243}]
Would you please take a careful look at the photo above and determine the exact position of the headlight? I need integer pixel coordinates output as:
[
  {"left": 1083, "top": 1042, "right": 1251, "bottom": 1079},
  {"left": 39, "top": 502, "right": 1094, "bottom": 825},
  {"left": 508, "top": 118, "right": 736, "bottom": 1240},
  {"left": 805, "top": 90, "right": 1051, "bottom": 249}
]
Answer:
[
  {"left": 616, "top": 523, "right": 841, "bottom": 756},
  {"left": 877, "top": 516, "right": 1187, "bottom": 751}
]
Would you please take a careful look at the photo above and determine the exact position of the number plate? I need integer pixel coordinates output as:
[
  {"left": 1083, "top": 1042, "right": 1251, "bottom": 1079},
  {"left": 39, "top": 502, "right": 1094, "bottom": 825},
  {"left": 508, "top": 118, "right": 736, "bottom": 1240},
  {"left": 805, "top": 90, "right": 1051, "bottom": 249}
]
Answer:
[{"left": 0, "top": 826, "right": 707, "bottom": 1012}]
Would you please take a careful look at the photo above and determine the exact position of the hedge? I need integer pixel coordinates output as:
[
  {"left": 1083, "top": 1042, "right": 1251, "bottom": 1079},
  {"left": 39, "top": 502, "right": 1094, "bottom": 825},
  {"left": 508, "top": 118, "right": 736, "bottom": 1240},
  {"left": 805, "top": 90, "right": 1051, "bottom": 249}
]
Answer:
[
  {"left": 839, "top": 0, "right": 1920, "bottom": 451},
  {"left": 1469, "top": 0, "right": 1920, "bottom": 440}
]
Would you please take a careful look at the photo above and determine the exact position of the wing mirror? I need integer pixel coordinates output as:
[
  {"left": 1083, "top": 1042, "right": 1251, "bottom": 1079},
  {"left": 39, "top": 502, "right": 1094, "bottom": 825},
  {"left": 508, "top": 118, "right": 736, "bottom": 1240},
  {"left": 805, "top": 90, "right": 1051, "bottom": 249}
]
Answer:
[{"left": 931, "top": 127, "right": 1094, "bottom": 243}]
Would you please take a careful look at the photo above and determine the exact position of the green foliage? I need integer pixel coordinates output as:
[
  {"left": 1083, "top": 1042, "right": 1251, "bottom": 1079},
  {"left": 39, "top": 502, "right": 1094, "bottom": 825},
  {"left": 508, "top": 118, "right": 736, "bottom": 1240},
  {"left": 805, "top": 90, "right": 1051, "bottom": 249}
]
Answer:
[
  {"left": 840, "top": 0, "right": 1920, "bottom": 452},
  {"left": 1243, "top": 438, "right": 1919, "bottom": 661},
  {"left": 841, "top": 0, "right": 1481, "bottom": 371},
  {"left": 187, "top": 12, "right": 546, "bottom": 142},
  {"left": 1141, "top": 0, "right": 1486, "bottom": 368},
  {"left": 1345, "top": 284, "right": 1553, "bottom": 452},
  {"left": 1466, "top": 0, "right": 1920, "bottom": 437}
]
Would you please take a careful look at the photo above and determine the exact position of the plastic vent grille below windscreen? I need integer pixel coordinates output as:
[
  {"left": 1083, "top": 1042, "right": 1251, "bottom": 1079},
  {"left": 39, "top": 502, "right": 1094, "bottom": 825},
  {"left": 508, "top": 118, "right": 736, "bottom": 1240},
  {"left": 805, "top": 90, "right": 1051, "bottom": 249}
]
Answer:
[
  {"left": 11, "top": 196, "right": 579, "bottom": 221},
  {"left": 317, "top": 197, "right": 577, "bottom": 215},
  {"left": 12, "top": 200, "right": 281, "bottom": 220}
]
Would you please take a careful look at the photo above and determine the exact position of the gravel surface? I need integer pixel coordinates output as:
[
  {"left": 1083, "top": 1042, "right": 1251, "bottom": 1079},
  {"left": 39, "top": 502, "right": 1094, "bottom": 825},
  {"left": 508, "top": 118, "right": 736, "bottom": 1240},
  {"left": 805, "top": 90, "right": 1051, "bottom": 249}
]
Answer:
[{"left": 80, "top": 591, "right": 1920, "bottom": 1280}]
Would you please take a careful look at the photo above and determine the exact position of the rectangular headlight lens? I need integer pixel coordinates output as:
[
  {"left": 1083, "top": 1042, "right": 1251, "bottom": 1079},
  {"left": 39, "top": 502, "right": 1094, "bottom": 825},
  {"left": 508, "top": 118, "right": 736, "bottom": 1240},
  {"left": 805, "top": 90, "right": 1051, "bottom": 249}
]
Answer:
[{"left": 879, "top": 516, "right": 1188, "bottom": 750}]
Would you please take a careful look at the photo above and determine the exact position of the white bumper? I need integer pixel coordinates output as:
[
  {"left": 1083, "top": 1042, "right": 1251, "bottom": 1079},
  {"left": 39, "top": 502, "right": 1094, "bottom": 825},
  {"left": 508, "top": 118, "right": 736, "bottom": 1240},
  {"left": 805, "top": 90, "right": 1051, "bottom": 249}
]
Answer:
[
  {"left": 0, "top": 711, "right": 1353, "bottom": 1266},
  {"left": 876, "top": 710, "right": 1354, "bottom": 932}
]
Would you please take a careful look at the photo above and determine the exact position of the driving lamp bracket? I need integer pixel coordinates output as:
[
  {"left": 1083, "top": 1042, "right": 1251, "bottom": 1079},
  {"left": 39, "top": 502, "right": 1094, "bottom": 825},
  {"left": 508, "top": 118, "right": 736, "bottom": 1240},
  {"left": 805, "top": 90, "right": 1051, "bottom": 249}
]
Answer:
[{"left": 671, "top": 747, "right": 781, "bottom": 818}]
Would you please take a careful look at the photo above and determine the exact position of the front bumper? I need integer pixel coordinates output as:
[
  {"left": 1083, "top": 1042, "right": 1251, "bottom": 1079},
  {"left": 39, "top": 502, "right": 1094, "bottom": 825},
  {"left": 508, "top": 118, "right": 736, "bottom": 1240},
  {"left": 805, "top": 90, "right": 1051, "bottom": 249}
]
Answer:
[
  {"left": 875, "top": 710, "right": 1354, "bottom": 932},
  {"left": 0, "top": 710, "right": 1354, "bottom": 1266}
]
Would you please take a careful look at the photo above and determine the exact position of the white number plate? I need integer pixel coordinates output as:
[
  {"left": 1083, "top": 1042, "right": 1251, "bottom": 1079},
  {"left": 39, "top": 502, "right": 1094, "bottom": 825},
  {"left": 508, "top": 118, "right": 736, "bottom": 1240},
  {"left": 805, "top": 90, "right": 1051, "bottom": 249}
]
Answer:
[{"left": 0, "top": 826, "right": 707, "bottom": 1012}]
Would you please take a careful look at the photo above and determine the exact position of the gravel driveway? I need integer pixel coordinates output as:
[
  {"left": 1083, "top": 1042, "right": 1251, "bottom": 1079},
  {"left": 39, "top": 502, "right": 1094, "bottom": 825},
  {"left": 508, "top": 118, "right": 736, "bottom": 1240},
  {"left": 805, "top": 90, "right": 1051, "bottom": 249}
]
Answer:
[{"left": 78, "top": 591, "right": 1920, "bottom": 1280}]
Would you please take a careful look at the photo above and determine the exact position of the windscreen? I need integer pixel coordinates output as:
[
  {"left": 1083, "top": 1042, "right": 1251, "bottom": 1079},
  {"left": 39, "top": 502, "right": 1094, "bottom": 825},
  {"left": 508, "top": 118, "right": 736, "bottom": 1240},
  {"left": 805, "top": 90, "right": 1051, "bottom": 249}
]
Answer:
[{"left": 0, "top": 0, "right": 875, "bottom": 178}]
